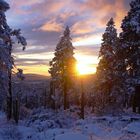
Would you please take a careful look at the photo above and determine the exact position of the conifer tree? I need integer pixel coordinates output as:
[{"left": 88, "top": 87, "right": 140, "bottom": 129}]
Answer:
[
  {"left": 49, "top": 26, "right": 76, "bottom": 110},
  {"left": 0, "top": 0, "right": 27, "bottom": 119},
  {"left": 120, "top": 0, "right": 140, "bottom": 111},
  {"left": 120, "top": 0, "right": 140, "bottom": 85},
  {"left": 94, "top": 18, "right": 120, "bottom": 114}
]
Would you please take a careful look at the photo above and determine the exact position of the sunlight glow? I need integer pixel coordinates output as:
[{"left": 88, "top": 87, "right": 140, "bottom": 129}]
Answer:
[
  {"left": 76, "top": 62, "right": 96, "bottom": 75},
  {"left": 15, "top": 50, "right": 99, "bottom": 76},
  {"left": 75, "top": 54, "right": 98, "bottom": 75},
  {"left": 73, "top": 35, "right": 102, "bottom": 46}
]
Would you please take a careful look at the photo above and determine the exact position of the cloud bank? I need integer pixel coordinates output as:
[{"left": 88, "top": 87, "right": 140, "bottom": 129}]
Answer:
[{"left": 6, "top": 0, "right": 132, "bottom": 75}]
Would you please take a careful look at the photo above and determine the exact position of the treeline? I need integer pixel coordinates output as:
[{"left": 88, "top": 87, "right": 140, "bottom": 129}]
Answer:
[
  {"left": 49, "top": 0, "right": 140, "bottom": 115},
  {"left": 93, "top": 0, "right": 140, "bottom": 115}
]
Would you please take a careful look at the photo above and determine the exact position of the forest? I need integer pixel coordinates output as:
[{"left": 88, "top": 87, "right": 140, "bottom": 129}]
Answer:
[{"left": 0, "top": 0, "right": 140, "bottom": 140}]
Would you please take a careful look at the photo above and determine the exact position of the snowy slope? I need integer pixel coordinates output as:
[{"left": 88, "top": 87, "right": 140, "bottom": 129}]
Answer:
[{"left": 0, "top": 110, "right": 140, "bottom": 140}]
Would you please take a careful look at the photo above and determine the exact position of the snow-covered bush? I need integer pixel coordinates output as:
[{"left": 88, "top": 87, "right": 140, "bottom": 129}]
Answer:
[{"left": 0, "top": 126, "right": 22, "bottom": 140}]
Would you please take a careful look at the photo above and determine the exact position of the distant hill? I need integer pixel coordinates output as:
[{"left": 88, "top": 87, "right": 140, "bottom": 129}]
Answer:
[
  {"left": 13, "top": 73, "right": 96, "bottom": 84},
  {"left": 23, "top": 73, "right": 96, "bottom": 82},
  {"left": 13, "top": 74, "right": 50, "bottom": 82}
]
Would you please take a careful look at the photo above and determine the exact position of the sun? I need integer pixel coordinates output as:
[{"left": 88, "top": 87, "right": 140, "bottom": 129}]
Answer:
[
  {"left": 76, "top": 62, "right": 96, "bottom": 75},
  {"left": 75, "top": 54, "right": 98, "bottom": 75}
]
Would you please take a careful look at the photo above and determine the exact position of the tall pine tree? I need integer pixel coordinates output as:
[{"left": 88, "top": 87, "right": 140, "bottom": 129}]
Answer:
[
  {"left": 120, "top": 0, "right": 140, "bottom": 85},
  {"left": 49, "top": 26, "right": 76, "bottom": 110},
  {"left": 0, "top": 0, "right": 27, "bottom": 119},
  {"left": 94, "top": 18, "right": 121, "bottom": 114},
  {"left": 120, "top": 0, "right": 140, "bottom": 112}
]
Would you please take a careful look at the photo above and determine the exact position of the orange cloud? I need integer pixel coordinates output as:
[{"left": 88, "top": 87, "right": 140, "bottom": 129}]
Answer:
[
  {"left": 82, "top": 0, "right": 130, "bottom": 30},
  {"left": 59, "top": 12, "right": 76, "bottom": 20},
  {"left": 39, "top": 19, "right": 63, "bottom": 32},
  {"left": 29, "top": 1, "right": 69, "bottom": 16},
  {"left": 72, "top": 20, "right": 95, "bottom": 35}
]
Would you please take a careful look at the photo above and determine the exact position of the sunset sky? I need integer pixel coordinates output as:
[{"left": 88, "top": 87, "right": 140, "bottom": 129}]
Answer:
[{"left": 6, "top": 0, "right": 132, "bottom": 76}]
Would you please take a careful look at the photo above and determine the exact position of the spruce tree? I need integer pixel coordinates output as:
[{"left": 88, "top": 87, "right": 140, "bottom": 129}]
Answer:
[
  {"left": 0, "top": 0, "right": 27, "bottom": 119},
  {"left": 94, "top": 18, "right": 120, "bottom": 114},
  {"left": 120, "top": 0, "right": 140, "bottom": 112},
  {"left": 120, "top": 0, "right": 140, "bottom": 85},
  {"left": 49, "top": 26, "right": 76, "bottom": 110}
]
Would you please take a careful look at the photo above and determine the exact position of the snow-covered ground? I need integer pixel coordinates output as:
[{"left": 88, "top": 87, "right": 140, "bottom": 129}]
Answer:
[{"left": 0, "top": 108, "right": 140, "bottom": 140}]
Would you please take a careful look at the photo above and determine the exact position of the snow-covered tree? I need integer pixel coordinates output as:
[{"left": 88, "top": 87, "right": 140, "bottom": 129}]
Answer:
[
  {"left": 120, "top": 0, "right": 140, "bottom": 112},
  {"left": 0, "top": 41, "right": 9, "bottom": 109},
  {"left": 120, "top": 0, "right": 140, "bottom": 86},
  {"left": 49, "top": 26, "right": 76, "bottom": 110},
  {"left": 0, "top": 0, "right": 27, "bottom": 119},
  {"left": 94, "top": 18, "right": 121, "bottom": 114}
]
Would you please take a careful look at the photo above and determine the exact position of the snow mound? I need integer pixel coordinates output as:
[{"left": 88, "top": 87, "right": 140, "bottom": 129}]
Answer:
[
  {"left": 124, "top": 122, "right": 140, "bottom": 134},
  {"left": 55, "top": 132, "right": 88, "bottom": 140}
]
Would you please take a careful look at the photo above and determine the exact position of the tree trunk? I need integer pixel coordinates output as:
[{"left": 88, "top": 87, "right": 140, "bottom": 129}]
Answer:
[
  {"left": 44, "top": 84, "right": 47, "bottom": 108},
  {"left": 81, "top": 77, "right": 84, "bottom": 119},
  {"left": 7, "top": 71, "right": 12, "bottom": 120},
  {"left": 64, "top": 78, "right": 67, "bottom": 110},
  {"left": 50, "top": 81, "right": 55, "bottom": 109},
  {"left": 13, "top": 99, "right": 19, "bottom": 124},
  {"left": 138, "top": 107, "right": 140, "bottom": 114},
  {"left": 63, "top": 76, "right": 69, "bottom": 110}
]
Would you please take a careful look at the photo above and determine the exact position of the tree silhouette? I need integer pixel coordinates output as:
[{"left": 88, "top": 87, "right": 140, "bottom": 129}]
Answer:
[{"left": 49, "top": 26, "right": 76, "bottom": 110}]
